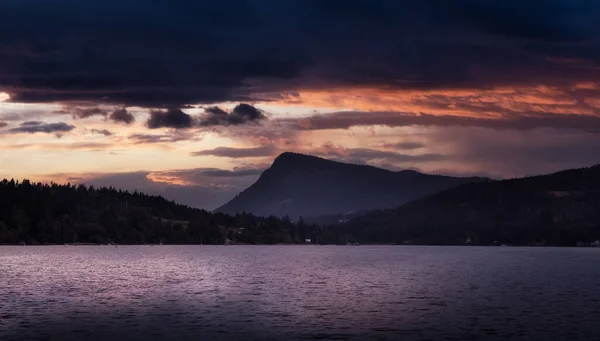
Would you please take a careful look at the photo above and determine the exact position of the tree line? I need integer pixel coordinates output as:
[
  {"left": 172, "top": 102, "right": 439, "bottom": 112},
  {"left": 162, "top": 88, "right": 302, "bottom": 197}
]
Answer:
[
  {"left": 5, "top": 163, "right": 600, "bottom": 247},
  {"left": 341, "top": 166, "right": 600, "bottom": 246},
  {"left": 0, "top": 179, "right": 339, "bottom": 245}
]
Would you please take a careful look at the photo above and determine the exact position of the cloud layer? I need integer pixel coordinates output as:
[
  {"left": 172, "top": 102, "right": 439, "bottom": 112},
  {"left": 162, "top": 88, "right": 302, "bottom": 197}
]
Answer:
[
  {"left": 199, "top": 104, "right": 266, "bottom": 126},
  {"left": 110, "top": 108, "right": 134, "bottom": 124},
  {"left": 191, "top": 146, "right": 275, "bottom": 158},
  {"left": 3, "top": 1, "right": 600, "bottom": 209},
  {"left": 7, "top": 121, "right": 75, "bottom": 136},
  {"left": 147, "top": 108, "right": 193, "bottom": 129},
  {"left": 41, "top": 166, "right": 266, "bottom": 210},
  {"left": 292, "top": 111, "right": 600, "bottom": 132},
  {"left": 1, "top": 1, "right": 599, "bottom": 107}
]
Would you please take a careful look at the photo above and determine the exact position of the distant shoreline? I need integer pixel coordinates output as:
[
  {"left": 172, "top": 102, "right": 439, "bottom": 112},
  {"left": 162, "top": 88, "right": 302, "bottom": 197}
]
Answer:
[{"left": 1, "top": 243, "right": 599, "bottom": 248}]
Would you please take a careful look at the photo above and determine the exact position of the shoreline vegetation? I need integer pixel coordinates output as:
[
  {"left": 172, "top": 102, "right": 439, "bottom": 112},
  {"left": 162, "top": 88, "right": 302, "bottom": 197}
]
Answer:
[
  {"left": 1, "top": 242, "right": 599, "bottom": 247},
  {"left": 3, "top": 170, "right": 600, "bottom": 248}
]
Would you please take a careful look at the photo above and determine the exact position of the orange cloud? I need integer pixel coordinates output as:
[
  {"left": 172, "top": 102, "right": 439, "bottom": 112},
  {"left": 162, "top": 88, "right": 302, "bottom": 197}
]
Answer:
[
  {"left": 274, "top": 84, "right": 600, "bottom": 118},
  {"left": 146, "top": 172, "right": 193, "bottom": 186},
  {"left": 585, "top": 97, "right": 600, "bottom": 108},
  {"left": 573, "top": 82, "right": 600, "bottom": 90}
]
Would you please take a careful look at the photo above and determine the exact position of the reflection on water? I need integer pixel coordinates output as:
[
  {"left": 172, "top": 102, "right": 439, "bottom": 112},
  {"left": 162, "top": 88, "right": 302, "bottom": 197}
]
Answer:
[{"left": 1, "top": 245, "right": 600, "bottom": 340}]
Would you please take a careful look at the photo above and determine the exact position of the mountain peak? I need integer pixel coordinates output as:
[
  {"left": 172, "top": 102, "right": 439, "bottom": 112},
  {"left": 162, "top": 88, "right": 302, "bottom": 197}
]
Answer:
[
  {"left": 270, "top": 152, "right": 339, "bottom": 172},
  {"left": 218, "top": 153, "right": 484, "bottom": 219},
  {"left": 272, "top": 152, "right": 323, "bottom": 164},
  {"left": 272, "top": 151, "right": 311, "bottom": 163},
  {"left": 275, "top": 151, "right": 303, "bottom": 158}
]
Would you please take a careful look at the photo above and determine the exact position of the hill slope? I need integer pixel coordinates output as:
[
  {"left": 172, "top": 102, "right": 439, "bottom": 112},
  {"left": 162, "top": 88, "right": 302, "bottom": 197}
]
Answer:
[
  {"left": 343, "top": 165, "right": 600, "bottom": 245},
  {"left": 0, "top": 179, "right": 304, "bottom": 245},
  {"left": 217, "top": 152, "right": 487, "bottom": 219}
]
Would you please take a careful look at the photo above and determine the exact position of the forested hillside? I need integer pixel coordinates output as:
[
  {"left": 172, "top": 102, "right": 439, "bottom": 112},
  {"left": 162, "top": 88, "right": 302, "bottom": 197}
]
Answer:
[
  {"left": 5, "top": 163, "right": 600, "bottom": 247},
  {"left": 341, "top": 165, "right": 600, "bottom": 246},
  {"left": 0, "top": 179, "right": 319, "bottom": 245}
]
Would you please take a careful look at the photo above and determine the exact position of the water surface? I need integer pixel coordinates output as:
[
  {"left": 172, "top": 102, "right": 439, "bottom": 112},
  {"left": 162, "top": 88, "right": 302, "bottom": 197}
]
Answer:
[{"left": 1, "top": 245, "right": 599, "bottom": 340}]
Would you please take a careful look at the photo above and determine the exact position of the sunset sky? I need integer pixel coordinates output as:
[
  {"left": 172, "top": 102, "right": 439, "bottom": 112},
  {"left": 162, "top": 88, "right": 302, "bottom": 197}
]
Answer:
[{"left": 2, "top": 0, "right": 600, "bottom": 209}]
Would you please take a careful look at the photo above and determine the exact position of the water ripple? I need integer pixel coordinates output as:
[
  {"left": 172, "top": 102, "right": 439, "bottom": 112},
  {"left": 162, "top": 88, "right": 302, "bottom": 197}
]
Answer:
[{"left": 1, "top": 246, "right": 600, "bottom": 340}]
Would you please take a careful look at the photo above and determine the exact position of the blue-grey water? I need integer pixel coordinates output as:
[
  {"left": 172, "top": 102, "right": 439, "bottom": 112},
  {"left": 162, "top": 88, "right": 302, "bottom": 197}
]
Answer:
[{"left": 1, "top": 246, "right": 599, "bottom": 340}]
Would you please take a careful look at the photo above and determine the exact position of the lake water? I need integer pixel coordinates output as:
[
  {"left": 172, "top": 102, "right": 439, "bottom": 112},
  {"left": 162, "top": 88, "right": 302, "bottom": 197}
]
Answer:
[{"left": 1, "top": 246, "right": 599, "bottom": 340}]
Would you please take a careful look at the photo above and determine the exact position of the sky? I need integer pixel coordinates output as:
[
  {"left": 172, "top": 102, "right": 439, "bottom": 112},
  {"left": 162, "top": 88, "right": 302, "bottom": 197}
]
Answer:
[{"left": 2, "top": 0, "right": 600, "bottom": 209}]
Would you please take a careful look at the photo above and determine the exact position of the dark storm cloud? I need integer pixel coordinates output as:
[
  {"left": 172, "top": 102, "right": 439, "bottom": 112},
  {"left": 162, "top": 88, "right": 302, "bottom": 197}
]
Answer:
[
  {"left": 147, "top": 108, "right": 193, "bottom": 129},
  {"left": 1, "top": 1, "right": 599, "bottom": 107},
  {"left": 294, "top": 111, "right": 600, "bottom": 133},
  {"left": 0, "top": 122, "right": 7, "bottom": 128},
  {"left": 232, "top": 104, "right": 265, "bottom": 121},
  {"left": 8, "top": 121, "right": 75, "bottom": 135},
  {"left": 54, "top": 106, "right": 110, "bottom": 119},
  {"left": 73, "top": 107, "right": 107, "bottom": 119},
  {"left": 110, "top": 108, "right": 134, "bottom": 124},
  {"left": 199, "top": 104, "right": 266, "bottom": 126},
  {"left": 190, "top": 146, "right": 275, "bottom": 158},
  {"left": 445, "top": 0, "right": 594, "bottom": 42},
  {"left": 90, "top": 129, "right": 113, "bottom": 136}
]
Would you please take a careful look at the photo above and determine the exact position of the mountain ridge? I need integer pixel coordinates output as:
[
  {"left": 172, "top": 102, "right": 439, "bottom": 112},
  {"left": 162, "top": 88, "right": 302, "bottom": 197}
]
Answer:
[
  {"left": 342, "top": 163, "right": 600, "bottom": 245},
  {"left": 217, "top": 152, "right": 488, "bottom": 219}
]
